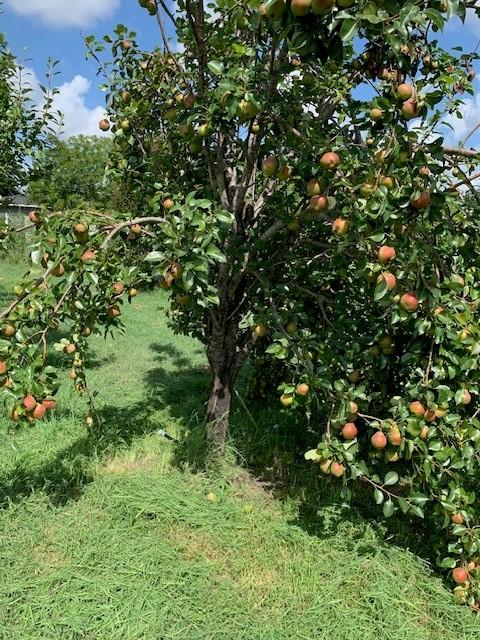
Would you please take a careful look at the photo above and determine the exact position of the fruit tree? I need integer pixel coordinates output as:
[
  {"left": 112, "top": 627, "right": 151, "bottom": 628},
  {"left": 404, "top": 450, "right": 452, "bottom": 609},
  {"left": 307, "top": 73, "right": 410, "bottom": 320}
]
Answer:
[{"left": 3, "top": 0, "right": 480, "bottom": 607}]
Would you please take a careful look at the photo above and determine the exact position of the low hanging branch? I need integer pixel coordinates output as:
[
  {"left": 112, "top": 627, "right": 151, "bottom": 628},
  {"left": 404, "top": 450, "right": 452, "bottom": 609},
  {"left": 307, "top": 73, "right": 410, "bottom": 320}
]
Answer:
[{"left": 99, "top": 217, "right": 165, "bottom": 250}]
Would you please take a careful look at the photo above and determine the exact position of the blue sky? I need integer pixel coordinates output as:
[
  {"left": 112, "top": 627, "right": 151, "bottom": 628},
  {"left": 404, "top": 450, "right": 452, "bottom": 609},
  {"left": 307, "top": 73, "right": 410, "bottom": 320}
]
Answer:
[
  {"left": 1, "top": 0, "right": 170, "bottom": 136},
  {"left": 1, "top": 1, "right": 479, "bottom": 145}
]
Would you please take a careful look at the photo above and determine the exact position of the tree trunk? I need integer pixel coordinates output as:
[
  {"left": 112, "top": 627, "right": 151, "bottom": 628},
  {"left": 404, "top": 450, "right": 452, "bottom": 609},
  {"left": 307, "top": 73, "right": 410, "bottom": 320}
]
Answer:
[
  {"left": 205, "top": 312, "right": 240, "bottom": 451},
  {"left": 206, "top": 369, "right": 234, "bottom": 450}
]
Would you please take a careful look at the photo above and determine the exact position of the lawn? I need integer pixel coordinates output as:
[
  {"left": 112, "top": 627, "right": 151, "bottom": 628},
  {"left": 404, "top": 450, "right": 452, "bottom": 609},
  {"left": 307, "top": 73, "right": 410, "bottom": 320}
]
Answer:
[{"left": 1, "top": 257, "right": 480, "bottom": 640}]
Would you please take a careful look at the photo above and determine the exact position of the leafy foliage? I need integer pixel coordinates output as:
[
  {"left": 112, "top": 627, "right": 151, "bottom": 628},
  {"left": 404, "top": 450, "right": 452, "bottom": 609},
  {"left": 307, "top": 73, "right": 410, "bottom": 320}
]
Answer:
[
  {"left": 28, "top": 136, "right": 114, "bottom": 210},
  {"left": 2, "top": 0, "right": 480, "bottom": 607},
  {"left": 0, "top": 31, "right": 58, "bottom": 199}
]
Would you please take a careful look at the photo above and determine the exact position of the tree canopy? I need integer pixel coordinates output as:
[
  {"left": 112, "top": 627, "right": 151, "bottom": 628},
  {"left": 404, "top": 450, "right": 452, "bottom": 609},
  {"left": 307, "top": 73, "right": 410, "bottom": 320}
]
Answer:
[
  {"left": 28, "top": 135, "right": 113, "bottom": 210},
  {"left": 2, "top": 0, "right": 480, "bottom": 608}
]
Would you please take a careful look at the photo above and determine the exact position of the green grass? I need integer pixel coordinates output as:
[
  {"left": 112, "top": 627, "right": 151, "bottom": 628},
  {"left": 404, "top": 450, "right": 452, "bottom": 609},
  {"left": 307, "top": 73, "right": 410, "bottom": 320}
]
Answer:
[{"left": 1, "top": 260, "right": 480, "bottom": 639}]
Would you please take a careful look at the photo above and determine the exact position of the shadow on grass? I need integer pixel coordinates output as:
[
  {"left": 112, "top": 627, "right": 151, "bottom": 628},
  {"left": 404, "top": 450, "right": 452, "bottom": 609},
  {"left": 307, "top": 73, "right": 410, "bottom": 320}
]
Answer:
[
  {"left": 0, "top": 336, "right": 433, "bottom": 566},
  {"left": 0, "top": 342, "right": 209, "bottom": 508}
]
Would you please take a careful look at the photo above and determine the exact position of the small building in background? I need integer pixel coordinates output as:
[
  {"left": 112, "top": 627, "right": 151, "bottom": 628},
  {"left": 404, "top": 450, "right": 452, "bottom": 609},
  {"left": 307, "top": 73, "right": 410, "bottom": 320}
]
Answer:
[{"left": 0, "top": 195, "right": 39, "bottom": 227}]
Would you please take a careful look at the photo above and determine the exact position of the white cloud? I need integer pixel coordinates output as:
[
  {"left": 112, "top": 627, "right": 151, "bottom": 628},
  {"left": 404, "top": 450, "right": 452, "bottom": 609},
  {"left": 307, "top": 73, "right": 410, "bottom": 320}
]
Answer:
[
  {"left": 19, "top": 66, "right": 108, "bottom": 139},
  {"left": 53, "top": 75, "right": 109, "bottom": 138},
  {"left": 5, "top": 0, "right": 120, "bottom": 28},
  {"left": 443, "top": 92, "right": 480, "bottom": 147}
]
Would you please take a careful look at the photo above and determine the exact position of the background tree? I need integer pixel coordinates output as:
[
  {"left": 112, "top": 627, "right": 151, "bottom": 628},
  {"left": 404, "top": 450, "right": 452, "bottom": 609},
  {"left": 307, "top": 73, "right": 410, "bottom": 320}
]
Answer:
[
  {"left": 0, "top": 28, "right": 58, "bottom": 199},
  {"left": 28, "top": 135, "right": 113, "bottom": 211},
  {"left": 2, "top": 0, "right": 480, "bottom": 607}
]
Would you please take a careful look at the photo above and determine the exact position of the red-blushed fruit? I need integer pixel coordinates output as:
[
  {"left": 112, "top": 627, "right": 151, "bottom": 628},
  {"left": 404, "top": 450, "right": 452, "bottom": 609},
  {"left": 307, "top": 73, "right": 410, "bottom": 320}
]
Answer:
[
  {"left": 397, "top": 83, "right": 413, "bottom": 100},
  {"left": 42, "top": 398, "right": 57, "bottom": 411},
  {"left": 291, "top": 0, "right": 311, "bottom": 15},
  {"left": 378, "top": 245, "right": 396, "bottom": 264},
  {"left": 388, "top": 425, "right": 402, "bottom": 446},
  {"left": 33, "top": 403, "right": 46, "bottom": 420},
  {"left": 451, "top": 512, "right": 464, "bottom": 525},
  {"left": 262, "top": 156, "right": 279, "bottom": 177},
  {"left": 452, "top": 567, "right": 469, "bottom": 584},
  {"left": 107, "top": 305, "right": 121, "bottom": 319},
  {"left": 419, "top": 165, "right": 430, "bottom": 176},
  {"left": 332, "top": 218, "right": 350, "bottom": 235},
  {"left": 458, "top": 389, "right": 471, "bottom": 405},
  {"left": 424, "top": 409, "right": 437, "bottom": 422},
  {"left": 23, "top": 395, "right": 37, "bottom": 411},
  {"left": 330, "top": 461, "right": 345, "bottom": 477},
  {"left": 163, "top": 198, "right": 174, "bottom": 210},
  {"left": 342, "top": 422, "right": 358, "bottom": 439},
  {"left": 81, "top": 250, "right": 96, "bottom": 263},
  {"left": 306, "top": 178, "right": 322, "bottom": 196},
  {"left": 401, "top": 99, "right": 417, "bottom": 120},
  {"left": 69, "top": 370, "right": 77, "bottom": 380},
  {"left": 310, "top": 195, "right": 329, "bottom": 211},
  {"left": 113, "top": 282, "right": 125, "bottom": 295},
  {"left": 319, "top": 151, "right": 340, "bottom": 169},
  {"left": 409, "top": 400, "right": 425, "bottom": 416},
  {"left": 280, "top": 394, "right": 293, "bottom": 407},
  {"left": 377, "top": 272, "right": 397, "bottom": 290},
  {"left": 28, "top": 211, "right": 40, "bottom": 224},
  {"left": 99, "top": 118, "right": 110, "bottom": 131},
  {"left": 129, "top": 288, "right": 138, "bottom": 298},
  {"left": 121, "top": 39, "right": 132, "bottom": 50},
  {"left": 0, "top": 361, "right": 7, "bottom": 375},
  {"left": 369, "top": 107, "right": 384, "bottom": 122},
  {"left": 400, "top": 292, "right": 419, "bottom": 312},
  {"left": 296, "top": 383, "right": 310, "bottom": 396},
  {"left": 130, "top": 224, "right": 142, "bottom": 235},
  {"left": 411, "top": 191, "right": 431, "bottom": 209},
  {"left": 371, "top": 431, "right": 388, "bottom": 449},
  {"left": 66, "top": 343, "right": 76, "bottom": 355}
]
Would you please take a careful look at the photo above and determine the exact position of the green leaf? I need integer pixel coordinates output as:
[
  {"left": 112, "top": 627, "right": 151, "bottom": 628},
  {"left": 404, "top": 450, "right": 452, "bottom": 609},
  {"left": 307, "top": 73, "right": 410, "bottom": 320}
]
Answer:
[
  {"left": 374, "top": 487, "right": 384, "bottom": 504},
  {"left": 383, "top": 500, "right": 395, "bottom": 518},
  {"left": 374, "top": 277, "right": 389, "bottom": 301},
  {"left": 384, "top": 471, "right": 399, "bottom": 486},
  {"left": 340, "top": 19, "right": 357, "bottom": 42},
  {"left": 145, "top": 251, "right": 164, "bottom": 262},
  {"left": 304, "top": 449, "right": 322, "bottom": 462},
  {"left": 207, "top": 60, "right": 224, "bottom": 76},
  {"left": 205, "top": 244, "right": 227, "bottom": 263}
]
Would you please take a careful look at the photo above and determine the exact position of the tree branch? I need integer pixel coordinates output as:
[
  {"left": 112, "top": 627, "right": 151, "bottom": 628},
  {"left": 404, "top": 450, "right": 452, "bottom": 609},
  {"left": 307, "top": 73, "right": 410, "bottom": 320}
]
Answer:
[{"left": 100, "top": 217, "right": 165, "bottom": 250}]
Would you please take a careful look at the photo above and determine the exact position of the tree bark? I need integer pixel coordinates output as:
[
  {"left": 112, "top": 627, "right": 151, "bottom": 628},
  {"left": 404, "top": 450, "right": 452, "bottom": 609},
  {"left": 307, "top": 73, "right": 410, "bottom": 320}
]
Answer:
[{"left": 206, "top": 313, "right": 239, "bottom": 451}]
